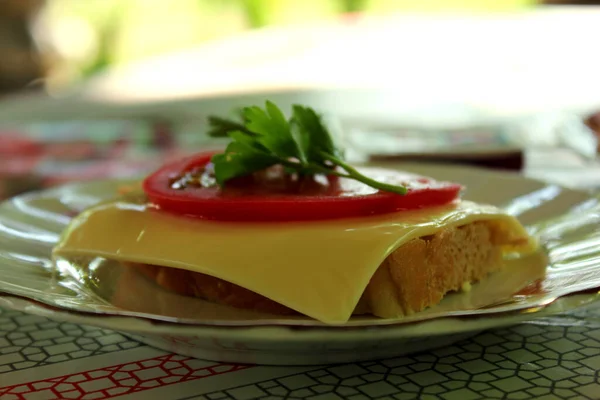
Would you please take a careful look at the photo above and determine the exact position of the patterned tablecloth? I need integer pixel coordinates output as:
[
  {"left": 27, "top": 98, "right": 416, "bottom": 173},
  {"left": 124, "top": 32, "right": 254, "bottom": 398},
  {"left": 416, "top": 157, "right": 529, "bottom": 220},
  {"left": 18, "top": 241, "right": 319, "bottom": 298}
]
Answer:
[
  {"left": 1, "top": 123, "right": 600, "bottom": 399},
  {"left": 1, "top": 303, "right": 599, "bottom": 400}
]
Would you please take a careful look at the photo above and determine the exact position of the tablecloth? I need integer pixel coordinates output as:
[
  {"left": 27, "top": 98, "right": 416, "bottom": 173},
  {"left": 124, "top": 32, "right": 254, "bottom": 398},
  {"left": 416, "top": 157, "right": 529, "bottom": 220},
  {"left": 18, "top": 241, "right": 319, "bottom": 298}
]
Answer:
[
  {"left": 1, "top": 303, "right": 599, "bottom": 399},
  {"left": 1, "top": 123, "right": 600, "bottom": 399}
]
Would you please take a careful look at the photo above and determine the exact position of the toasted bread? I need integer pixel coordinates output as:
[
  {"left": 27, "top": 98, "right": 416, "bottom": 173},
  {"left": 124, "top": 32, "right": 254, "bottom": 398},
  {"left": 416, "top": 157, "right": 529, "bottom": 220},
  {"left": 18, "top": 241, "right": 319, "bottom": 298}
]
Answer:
[{"left": 131, "top": 221, "right": 518, "bottom": 318}]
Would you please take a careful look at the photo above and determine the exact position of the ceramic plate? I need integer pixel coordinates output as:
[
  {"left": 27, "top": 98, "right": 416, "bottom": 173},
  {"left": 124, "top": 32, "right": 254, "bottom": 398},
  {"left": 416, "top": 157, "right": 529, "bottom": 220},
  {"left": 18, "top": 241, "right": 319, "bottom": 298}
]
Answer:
[{"left": 0, "top": 163, "right": 599, "bottom": 365}]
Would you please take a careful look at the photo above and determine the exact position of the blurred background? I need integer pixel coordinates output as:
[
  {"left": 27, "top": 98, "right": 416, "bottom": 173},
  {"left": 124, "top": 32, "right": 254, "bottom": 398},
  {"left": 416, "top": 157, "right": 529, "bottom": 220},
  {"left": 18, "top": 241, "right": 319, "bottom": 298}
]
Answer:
[
  {"left": 1, "top": 0, "right": 600, "bottom": 198},
  {"left": 1, "top": 0, "right": 598, "bottom": 95}
]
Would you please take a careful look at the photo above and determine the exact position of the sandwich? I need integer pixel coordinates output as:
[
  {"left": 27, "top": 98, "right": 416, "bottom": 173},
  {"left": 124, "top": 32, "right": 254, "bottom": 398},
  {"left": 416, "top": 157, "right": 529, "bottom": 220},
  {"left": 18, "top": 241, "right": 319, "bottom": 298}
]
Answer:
[{"left": 52, "top": 102, "right": 538, "bottom": 324}]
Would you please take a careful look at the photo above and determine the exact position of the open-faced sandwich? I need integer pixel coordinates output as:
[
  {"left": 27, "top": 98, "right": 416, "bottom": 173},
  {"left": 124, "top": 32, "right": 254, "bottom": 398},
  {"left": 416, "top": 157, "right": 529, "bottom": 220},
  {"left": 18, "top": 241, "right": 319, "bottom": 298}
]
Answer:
[{"left": 53, "top": 102, "right": 538, "bottom": 324}]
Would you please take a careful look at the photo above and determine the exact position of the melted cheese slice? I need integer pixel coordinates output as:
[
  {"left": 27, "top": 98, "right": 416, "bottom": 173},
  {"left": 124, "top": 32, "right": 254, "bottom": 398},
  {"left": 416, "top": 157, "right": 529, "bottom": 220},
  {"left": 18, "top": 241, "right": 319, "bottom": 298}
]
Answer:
[{"left": 53, "top": 199, "right": 535, "bottom": 324}]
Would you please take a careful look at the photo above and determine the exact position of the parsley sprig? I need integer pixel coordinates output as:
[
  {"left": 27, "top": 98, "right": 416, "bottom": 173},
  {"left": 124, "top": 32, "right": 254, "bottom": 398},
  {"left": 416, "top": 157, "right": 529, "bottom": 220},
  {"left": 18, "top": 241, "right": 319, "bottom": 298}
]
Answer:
[{"left": 207, "top": 101, "right": 408, "bottom": 195}]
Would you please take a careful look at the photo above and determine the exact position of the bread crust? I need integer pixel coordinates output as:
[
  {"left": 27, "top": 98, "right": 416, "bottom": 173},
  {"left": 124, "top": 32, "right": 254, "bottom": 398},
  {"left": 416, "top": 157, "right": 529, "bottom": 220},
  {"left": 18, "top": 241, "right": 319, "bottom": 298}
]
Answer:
[
  {"left": 130, "top": 221, "right": 519, "bottom": 318},
  {"left": 371, "top": 221, "right": 502, "bottom": 316}
]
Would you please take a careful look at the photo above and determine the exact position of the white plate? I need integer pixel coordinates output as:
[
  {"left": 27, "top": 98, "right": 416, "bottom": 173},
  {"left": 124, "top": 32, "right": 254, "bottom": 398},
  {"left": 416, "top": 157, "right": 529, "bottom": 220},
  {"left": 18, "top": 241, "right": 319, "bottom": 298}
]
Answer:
[{"left": 0, "top": 163, "right": 599, "bottom": 365}]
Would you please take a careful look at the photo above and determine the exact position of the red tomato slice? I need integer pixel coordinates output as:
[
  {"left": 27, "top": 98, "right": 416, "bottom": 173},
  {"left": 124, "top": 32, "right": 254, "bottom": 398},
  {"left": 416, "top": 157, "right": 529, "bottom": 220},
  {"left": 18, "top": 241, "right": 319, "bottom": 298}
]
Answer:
[{"left": 142, "top": 152, "right": 463, "bottom": 221}]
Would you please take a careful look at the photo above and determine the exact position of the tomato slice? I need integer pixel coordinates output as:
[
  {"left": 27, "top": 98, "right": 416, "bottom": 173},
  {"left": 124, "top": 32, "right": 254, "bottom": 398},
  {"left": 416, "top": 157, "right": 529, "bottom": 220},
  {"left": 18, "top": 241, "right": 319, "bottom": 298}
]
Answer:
[{"left": 142, "top": 152, "right": 463, "bottom": 221}]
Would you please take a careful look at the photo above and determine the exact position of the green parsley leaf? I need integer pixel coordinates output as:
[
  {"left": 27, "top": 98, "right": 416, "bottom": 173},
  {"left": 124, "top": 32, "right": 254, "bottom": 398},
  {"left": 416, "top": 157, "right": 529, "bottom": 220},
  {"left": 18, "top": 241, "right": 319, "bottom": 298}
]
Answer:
[
  {"left": 243, "top": 101, "right": 302, "bottom": 160},
  {"left": 207, "top": 115, "right": 253, "bottom": 138},
  {"left": 211, "top": 140, "right": 278, "bottom": 185},
  {"left": 292, "top": 105, "right": 339, "bottom": 163},
  {"left": 227, "top": 130, "right": 269, "bottom": 152},
  {"left": 207, "top": 101, "right": 408, "bottom": 195}
]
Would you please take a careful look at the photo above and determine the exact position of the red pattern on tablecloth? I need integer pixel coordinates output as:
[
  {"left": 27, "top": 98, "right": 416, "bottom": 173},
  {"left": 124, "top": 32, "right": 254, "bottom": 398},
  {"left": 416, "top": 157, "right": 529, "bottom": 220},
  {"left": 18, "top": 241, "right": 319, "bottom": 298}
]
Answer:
[{"left": 0, "top": 354, "right": 250, "bottom": 399}]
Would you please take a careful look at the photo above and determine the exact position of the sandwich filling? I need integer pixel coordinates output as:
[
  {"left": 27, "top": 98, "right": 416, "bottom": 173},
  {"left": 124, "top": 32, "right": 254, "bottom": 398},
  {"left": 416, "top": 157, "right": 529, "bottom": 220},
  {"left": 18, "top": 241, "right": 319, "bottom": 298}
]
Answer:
[
  {"left": 53, "top": 196, "right": 536, "bottom": 324},
  {"left": 51, "top": 102, "right": 538, "bottom": 324}
]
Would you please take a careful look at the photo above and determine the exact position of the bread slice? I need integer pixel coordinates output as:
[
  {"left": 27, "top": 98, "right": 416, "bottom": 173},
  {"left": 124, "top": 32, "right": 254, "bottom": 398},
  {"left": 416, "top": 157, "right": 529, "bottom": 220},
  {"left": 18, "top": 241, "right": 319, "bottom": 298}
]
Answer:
[
  {"left": 130, "top": 220, "right": 520, "bottom": 318},
  {"left": 363, "top": 221, "right": 503, "bottom": 317}
]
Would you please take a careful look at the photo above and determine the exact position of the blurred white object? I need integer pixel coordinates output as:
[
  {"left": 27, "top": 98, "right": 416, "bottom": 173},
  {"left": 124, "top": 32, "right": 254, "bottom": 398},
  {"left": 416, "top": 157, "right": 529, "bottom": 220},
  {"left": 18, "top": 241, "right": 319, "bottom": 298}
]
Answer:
[
  {"left": 0, "top": 7, "right": 599, "bottom": 127},
  {"left": 346, "top": 112, "right": 598, "bottom": 160},
  {"left": 513, "top": 113, "right": 599, "bottom": 159}
]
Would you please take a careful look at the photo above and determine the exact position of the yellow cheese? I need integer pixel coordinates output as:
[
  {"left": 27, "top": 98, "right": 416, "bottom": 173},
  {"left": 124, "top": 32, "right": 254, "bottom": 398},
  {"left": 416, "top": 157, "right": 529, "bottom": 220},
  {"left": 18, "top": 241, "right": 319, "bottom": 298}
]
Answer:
[{"left": 52, "top": 199, "right": 535, "bottom": 324}]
